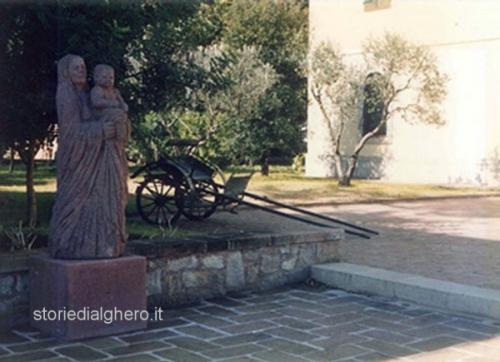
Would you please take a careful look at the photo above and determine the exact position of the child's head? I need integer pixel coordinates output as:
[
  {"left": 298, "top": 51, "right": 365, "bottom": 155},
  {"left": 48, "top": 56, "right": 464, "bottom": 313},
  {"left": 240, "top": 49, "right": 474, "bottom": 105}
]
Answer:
[{"left": 93, "top": 64, "right": 115, "bottom": 89}]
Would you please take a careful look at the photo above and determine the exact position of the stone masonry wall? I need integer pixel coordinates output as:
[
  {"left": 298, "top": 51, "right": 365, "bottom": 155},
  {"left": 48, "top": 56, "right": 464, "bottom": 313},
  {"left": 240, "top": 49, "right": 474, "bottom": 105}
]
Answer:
[
  {"left": 0, "top": 230, "right": 341, "bottom": 331},
  {"left": 0, "top": 254, "right": 31, "bottom": 331},
  {"left": 142, "top": 231, "right": 341, "bottom": 307}
]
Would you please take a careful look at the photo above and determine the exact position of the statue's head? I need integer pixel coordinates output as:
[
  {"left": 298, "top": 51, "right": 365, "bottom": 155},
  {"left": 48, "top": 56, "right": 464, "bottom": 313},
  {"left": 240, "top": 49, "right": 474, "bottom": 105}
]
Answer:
[
  {"left": 57, "top": 54, "right": 87, "bottom": 88},
  {"left": 93, "top": 64, "right": 115, "bottom": 90}
]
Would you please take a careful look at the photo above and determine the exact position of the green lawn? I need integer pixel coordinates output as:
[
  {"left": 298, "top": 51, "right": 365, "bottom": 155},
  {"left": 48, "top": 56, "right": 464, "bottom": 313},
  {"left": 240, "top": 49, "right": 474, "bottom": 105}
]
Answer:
[
  {"left": 245, "top": 166, "right": 500, "bottom": 204},
  {"left": 1, "top": 162, "right": 498, "bottom": 251},
  {"left": 0, "top": 163, "right": 190, "bottom": 250}
]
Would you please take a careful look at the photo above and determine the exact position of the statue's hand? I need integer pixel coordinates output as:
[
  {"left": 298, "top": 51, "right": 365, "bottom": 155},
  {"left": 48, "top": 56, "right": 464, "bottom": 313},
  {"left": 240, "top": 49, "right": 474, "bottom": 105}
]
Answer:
[{"left": 103, "top": 121, "right": 116, "bottom": 140}]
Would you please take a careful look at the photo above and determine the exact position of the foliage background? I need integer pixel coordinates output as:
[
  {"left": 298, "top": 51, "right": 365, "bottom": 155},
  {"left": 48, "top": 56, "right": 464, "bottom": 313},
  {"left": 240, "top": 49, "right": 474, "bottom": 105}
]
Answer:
[{"left": 0, "top": 0, "right": 308, "bottom": 225}]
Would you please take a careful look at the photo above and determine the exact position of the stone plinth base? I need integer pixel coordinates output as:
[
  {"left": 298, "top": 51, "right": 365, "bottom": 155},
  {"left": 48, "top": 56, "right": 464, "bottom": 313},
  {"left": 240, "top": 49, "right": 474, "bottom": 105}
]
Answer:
[{"left": 30, "top": 254, "right": 147, "bottom": 340}]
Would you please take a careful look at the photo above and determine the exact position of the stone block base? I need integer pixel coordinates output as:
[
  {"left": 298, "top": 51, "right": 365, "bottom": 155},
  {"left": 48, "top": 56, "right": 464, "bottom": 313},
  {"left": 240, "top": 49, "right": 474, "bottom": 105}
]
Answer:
[{"left": 30, "top": 254, "right": 147, "bottom": 340}]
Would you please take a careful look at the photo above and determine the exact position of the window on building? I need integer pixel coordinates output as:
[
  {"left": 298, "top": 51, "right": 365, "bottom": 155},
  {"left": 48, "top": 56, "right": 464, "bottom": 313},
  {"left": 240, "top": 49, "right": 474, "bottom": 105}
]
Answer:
[
  {"left": 364, "top": 0, "right": 391, "bottom": 12},
  {"left": 362, "top": 72, "right": 387, "bottom": 137}
]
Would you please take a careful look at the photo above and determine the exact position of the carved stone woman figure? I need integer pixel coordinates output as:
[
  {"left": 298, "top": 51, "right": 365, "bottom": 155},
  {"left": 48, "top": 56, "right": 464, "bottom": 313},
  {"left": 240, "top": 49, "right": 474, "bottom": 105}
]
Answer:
[{"left": 48, "top": 54, "right": 128, "bottom": 259}]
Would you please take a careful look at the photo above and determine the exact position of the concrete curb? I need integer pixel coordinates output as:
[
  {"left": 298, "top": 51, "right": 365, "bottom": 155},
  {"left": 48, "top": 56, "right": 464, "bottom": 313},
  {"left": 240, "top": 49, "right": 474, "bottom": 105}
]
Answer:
[{"left": 312, "top": 262, "right": 500, "bottom": 320}]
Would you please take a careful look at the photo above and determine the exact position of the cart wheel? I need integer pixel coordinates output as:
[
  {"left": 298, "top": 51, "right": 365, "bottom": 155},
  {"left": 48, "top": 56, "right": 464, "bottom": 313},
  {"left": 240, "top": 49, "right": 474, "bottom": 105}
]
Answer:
[
  {"left": 136, "top": 176, "right": 183, "bottom": 226},
  {"left": 181, "top": 180, "right": 219, "bottom": 221}
]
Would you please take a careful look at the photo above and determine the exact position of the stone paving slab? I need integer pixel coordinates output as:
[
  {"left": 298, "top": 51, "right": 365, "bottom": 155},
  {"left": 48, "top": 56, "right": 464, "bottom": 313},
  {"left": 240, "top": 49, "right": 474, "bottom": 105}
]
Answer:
[{"left": 3, "top": 284, "right": 500, "bottom": 361}]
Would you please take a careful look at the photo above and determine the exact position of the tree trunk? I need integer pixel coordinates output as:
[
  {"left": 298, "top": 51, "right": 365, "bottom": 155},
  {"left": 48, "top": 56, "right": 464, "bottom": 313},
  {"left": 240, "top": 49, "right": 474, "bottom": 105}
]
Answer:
[
  {"left": 338, "top": 175, "right": 351, "bottom": 187},
  {"left": 15, "top": 141, "right": 39, "bottom": 227},
  {"left": 333, "top": 154, "right": 348, "bottom": 186},
  {"left": 25, "top": 143, "right": 37, "bottom": 227},
  {"left": 260, "top": 156, "right": 269, "bottom": 176},
  {"left": 338, "top": 156, "right": 358, "bottom": 187},
  {"left": 9, "top": 148, "right": 15, "bottom": 173}
]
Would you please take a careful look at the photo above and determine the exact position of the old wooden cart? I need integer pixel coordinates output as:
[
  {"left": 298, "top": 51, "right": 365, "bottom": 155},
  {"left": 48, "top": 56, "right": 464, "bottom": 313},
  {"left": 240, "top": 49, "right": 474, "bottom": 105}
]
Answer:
[{"left": 131, "top": 139, "right": 377, "bottom": 238}]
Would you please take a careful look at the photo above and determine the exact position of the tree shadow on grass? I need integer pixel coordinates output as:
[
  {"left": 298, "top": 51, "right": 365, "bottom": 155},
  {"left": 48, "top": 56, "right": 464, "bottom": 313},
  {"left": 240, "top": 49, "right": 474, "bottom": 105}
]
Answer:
[{"left": 0, "top": 191, "right": 55, "bottom": 228}]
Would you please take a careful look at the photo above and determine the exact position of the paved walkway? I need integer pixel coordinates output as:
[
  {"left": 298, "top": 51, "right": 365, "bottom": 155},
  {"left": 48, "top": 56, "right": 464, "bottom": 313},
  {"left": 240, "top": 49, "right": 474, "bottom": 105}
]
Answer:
[
  {"left": 180, "top": 196, "right": 500, "bottom": 290},
  {"left": 327, "top": 196, "right": 500, "bottom": 290},
  {"left": 2, "top": 285, "right": 500, "bottom": 362}
]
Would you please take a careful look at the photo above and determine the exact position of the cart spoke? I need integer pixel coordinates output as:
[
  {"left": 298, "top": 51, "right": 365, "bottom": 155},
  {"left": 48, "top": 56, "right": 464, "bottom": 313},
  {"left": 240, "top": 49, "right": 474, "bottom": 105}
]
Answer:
[
  {"left": 141, "top": 194, "right": 156, "bottom": 201},
  {"left": 146, "top": 205, "right": 159, "bottom": 218},
  {"left": 160, "top": 207, "right": 170, "bottom": 224},
  {"left": 163, "top": 185, "right": 174, "bottom": 196},
  {"left": 145, "top": 185, "right": 160, "bottom": 197},
  {"left": 152, "top": 180, "right": 160, "bottom": 194},
  {"left": 154, "top": 205, "right": 162, "bottom": 224},
  {"left": 141, "top": 200, "right": 156, "bottom": 208},
  {"left": 181, "top": 179, "right": 218, "bottom": 221}
]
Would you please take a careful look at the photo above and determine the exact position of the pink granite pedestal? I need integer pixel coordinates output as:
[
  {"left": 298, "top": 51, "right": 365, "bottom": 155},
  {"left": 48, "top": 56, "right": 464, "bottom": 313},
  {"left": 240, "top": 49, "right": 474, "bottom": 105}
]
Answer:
[{"left": 30, "top": 254, "right": 147, "bottom": 340}]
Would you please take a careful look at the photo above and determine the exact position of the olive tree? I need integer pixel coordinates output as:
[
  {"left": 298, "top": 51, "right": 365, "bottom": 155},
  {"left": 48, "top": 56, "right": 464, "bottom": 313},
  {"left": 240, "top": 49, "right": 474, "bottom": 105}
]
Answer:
[
  {"left": 176, "top": 45, "right": 278, "bottom": 164},
  {"left": 310, "top": 33, "right": 448, "bottom": 186},
  {"left": 222, "top": 0, "right": 308, "bottom": 173}
]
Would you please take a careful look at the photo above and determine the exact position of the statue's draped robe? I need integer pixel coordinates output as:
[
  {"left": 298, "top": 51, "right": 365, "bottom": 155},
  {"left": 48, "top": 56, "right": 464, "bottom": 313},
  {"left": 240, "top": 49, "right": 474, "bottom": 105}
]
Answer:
[{"left": 48, "top": 82, "right": 128, "bottom": 259}]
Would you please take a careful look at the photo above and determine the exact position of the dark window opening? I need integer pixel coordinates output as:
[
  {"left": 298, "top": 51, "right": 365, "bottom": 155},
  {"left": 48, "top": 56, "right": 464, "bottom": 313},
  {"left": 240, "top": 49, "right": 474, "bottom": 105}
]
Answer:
[{"left": 362, "top": 72, "right": 387, "bottom": 137}]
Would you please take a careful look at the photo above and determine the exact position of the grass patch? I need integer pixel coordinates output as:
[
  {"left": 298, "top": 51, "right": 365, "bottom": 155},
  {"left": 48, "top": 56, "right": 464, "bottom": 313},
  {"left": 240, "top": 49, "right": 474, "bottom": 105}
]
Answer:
[{"left": 243, "top": 167, "right": 499, "bottom": 204}]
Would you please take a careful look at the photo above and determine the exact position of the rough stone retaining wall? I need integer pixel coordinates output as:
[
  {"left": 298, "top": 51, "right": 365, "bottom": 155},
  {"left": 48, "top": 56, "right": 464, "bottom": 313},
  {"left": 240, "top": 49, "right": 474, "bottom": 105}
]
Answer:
[
  {"left": 0, "top": 253, "right": 31, "bottom": 330},
  {"left": 135, "top": 231, "right": 342, "bottom": 307},
  {"left": 0, "top": 230, "right": 341, "bottom": 331}
]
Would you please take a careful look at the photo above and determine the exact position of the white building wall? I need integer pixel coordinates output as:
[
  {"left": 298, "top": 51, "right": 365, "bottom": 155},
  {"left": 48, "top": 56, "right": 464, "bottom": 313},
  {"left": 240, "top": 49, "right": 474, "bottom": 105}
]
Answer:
[{"left": 307, "top": 0, "right": 500, "bottom": 186}]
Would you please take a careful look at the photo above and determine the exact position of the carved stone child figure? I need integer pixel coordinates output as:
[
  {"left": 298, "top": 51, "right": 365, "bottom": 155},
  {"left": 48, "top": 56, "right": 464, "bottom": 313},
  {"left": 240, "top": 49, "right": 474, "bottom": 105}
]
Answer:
[{"left": 90, "top": 64, "right": 130, "bottom": 142}]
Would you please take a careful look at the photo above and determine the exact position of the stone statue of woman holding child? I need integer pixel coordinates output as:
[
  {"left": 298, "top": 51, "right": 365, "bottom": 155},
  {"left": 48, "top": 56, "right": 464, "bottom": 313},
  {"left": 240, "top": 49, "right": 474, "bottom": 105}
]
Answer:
[{"left": 48, "top": 54, "right": 130, "bottom": 259}]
